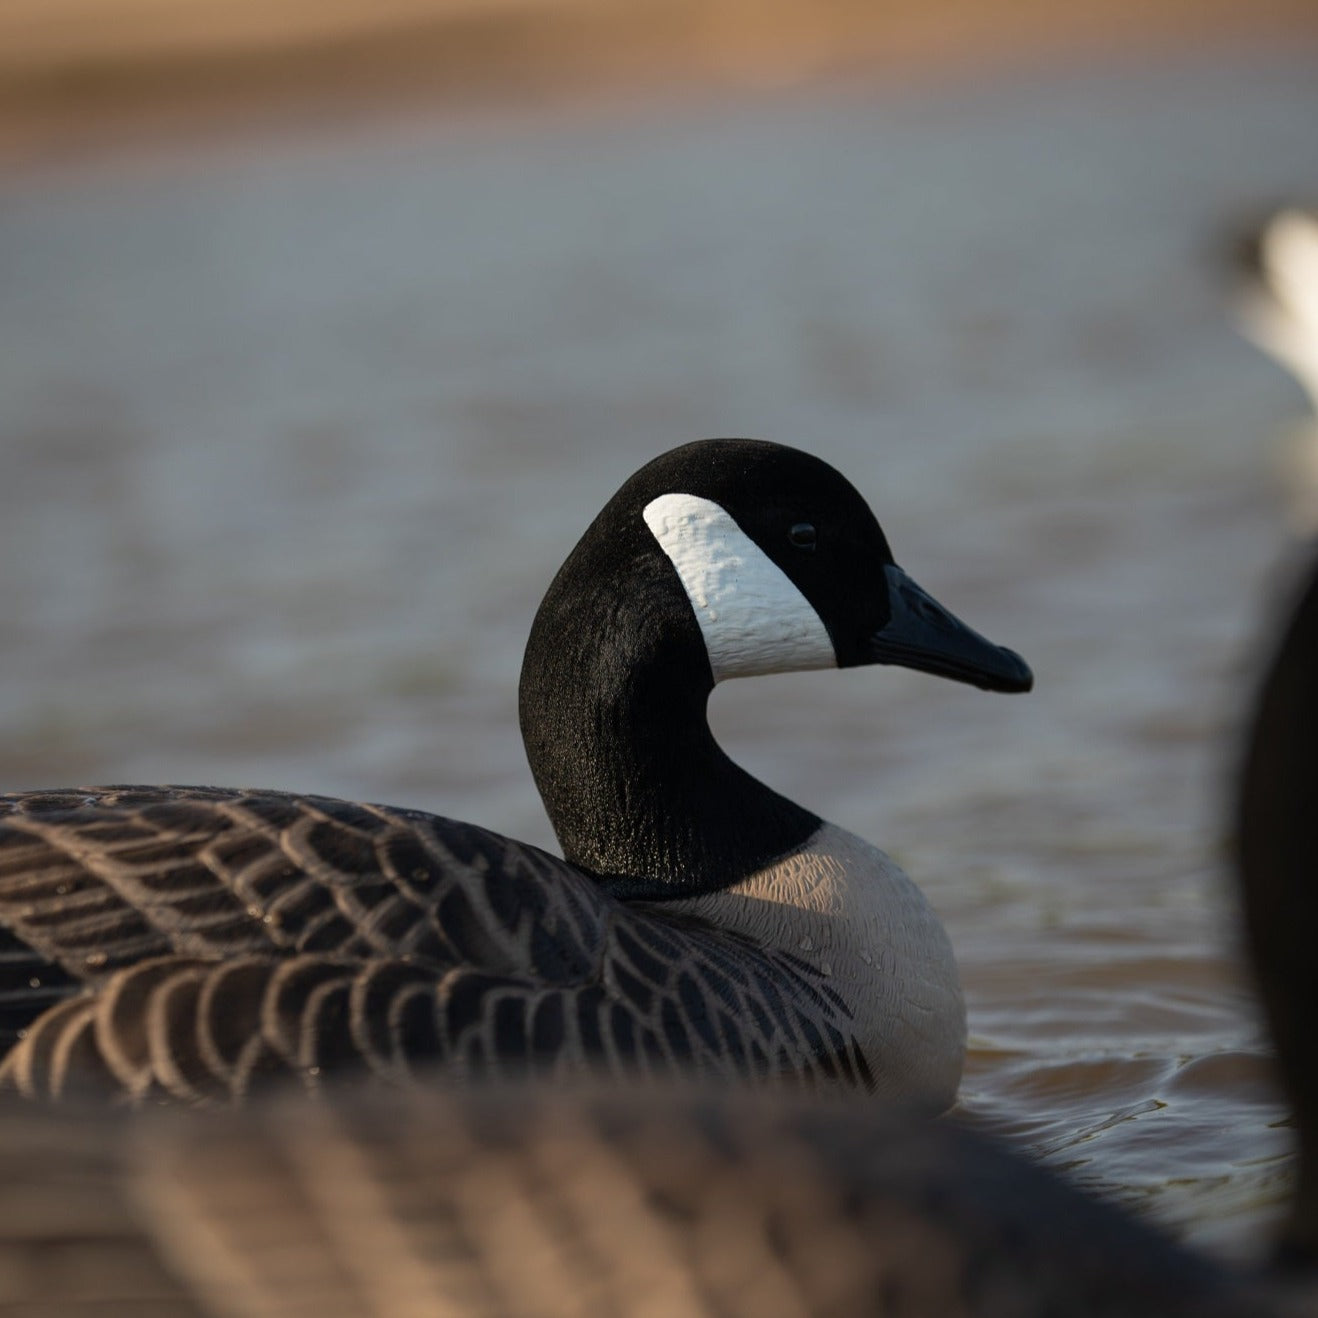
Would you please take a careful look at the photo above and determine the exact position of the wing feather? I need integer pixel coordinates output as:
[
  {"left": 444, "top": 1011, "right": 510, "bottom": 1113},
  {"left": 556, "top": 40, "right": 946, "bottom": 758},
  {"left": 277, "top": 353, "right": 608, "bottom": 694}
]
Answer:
[{"left": 1, "top": 787, "right": 866, "bottom": 1099}]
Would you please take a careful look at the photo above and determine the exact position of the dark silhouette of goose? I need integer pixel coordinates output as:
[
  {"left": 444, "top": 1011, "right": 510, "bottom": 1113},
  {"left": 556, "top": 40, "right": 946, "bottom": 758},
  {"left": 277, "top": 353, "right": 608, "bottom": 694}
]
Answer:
[
  {"left": 1, "top": 544, "right": 1315, "bottom": 1315},
  {"left": 0, "top": 439, "right": 1031, "bottom": 1109}
]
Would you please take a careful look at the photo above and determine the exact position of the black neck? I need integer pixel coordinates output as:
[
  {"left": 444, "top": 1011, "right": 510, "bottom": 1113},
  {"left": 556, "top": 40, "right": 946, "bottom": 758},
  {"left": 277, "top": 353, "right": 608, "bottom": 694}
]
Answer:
[{"left": 518, "top": 516, "right": 820, "bottom": 900}]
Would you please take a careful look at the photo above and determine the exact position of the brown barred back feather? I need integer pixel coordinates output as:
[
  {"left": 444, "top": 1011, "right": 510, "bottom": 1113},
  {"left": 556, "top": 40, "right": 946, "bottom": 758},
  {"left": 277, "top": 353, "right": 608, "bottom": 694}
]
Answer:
[{"left": 0, "top": 788, "right": 863, "bottom": 1102}]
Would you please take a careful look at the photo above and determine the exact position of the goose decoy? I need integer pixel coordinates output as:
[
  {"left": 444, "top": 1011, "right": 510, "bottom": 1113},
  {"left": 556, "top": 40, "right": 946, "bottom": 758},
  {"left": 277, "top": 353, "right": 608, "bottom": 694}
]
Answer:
[
  {"left": 1237, "top": 545, "right": 1318, "bottom": 1271},
  {"left": 1232, "top": 206, "right": 1318, "bottom": 531},
  {"left": 5, "top": 539, "right": 1318, "bottom": 1318},
  {"left": 0, "top": 438, "right": 1031, "bottom": 1109},
  {"left": 1235, "top": 206, "right": 1318, "bottom": 416},
  {"left": 0, "top": 1083, "right": 1267, "bottom": 1318}
]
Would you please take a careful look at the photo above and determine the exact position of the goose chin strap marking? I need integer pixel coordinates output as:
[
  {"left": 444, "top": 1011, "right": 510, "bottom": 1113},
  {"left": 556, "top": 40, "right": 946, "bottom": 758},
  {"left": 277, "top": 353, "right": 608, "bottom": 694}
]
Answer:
[{"left": 643, "top": 493, "right": 836, "bottom": 683}]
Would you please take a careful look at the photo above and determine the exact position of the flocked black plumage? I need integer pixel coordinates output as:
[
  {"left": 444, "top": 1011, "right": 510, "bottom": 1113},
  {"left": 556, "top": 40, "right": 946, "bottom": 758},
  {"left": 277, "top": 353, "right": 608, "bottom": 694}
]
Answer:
[{"left": 520, "top": 438, "right": 903, "bottom": 897}]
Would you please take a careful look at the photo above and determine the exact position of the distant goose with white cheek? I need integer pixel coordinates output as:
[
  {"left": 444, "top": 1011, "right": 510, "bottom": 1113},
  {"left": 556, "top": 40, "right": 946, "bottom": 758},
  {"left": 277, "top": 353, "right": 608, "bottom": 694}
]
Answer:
[
  {"left": 1236, "top": 207, "right": 1318, "bottom": 416},
  {"left": 0, "top": 438, "right": 1031, "bottom": 1109},
  {"left": 1233, "top": 206, "right": 1318, "bottom": 531}
]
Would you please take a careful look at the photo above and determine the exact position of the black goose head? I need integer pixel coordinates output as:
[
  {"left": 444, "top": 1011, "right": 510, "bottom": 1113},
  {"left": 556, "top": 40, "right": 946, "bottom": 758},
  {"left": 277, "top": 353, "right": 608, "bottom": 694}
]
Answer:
[
  {"left": 520, "top": 438, "right": 1031, "bottom": 895},
  {"left": 610, "top": 437, "right": 1032, "bottom": 693}
]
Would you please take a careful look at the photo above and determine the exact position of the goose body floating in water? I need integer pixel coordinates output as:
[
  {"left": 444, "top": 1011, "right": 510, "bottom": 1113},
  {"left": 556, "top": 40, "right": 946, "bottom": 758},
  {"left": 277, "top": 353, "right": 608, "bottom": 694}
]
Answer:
[
  {"left": 0, "top": 439, "right": 1030, "bottom": 1108},
  {"left": 8, "top": 546, "right": 1318, "bottom": 1318}
]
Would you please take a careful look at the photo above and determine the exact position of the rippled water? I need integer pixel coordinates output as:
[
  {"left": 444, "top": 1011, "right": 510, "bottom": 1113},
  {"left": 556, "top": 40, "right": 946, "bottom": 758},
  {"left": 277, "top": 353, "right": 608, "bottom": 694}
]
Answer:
[{"left": 3, "top": 51, "right": 1318, "bottom": 1260}]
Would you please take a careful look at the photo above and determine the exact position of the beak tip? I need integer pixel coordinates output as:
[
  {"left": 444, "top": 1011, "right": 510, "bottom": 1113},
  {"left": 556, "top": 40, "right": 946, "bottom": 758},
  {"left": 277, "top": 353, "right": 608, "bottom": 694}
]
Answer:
[
  {"left": 998, "top": 649, "right": 1034, "bottom": 694},
  {"left": 870, "top": 564, "right": 1033, "bottom": 695}
]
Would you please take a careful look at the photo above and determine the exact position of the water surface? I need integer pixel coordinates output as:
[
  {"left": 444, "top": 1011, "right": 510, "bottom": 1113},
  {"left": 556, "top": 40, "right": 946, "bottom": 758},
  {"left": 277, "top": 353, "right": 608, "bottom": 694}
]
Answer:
[{"left": 3, "top": 52, "right": 1318, "bottom": 1258}]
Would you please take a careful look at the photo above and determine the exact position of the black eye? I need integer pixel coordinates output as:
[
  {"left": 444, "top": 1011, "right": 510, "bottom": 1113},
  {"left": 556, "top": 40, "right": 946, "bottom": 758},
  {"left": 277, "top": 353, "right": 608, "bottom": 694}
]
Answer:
[{"left": 788, "top": 522, "right": 817, "bottom": 550}]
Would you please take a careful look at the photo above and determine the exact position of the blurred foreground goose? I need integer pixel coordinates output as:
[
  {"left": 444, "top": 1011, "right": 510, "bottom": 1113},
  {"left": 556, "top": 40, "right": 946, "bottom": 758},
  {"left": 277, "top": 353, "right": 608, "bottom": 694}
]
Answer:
[
  {"left": 0, "top": 1086, "right": 1270, "bottom": 1318},
  {"left": 1233, "top": 206, "right": 1318, "bottom": 530},
  {"left": 5, "top": 549, "right": 1318, "bottom": 1318},
  {"left": 0, "top": 439, "right": 1031, "bottom": 1108}
]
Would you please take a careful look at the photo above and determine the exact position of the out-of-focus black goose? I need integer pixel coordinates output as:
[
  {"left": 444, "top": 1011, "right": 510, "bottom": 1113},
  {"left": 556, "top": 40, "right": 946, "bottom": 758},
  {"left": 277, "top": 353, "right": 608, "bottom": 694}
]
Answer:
[
  {"left": 0, "top": 439, "right": 1031, "bottom": 1109},
  {"left": 1237, "top": 549, "right": 1318, "bottom": 1272}
]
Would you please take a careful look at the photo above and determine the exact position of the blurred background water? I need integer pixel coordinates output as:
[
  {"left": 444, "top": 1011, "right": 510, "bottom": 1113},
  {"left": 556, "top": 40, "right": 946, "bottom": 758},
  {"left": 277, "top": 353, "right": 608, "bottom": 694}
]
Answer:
[{"left": 3, "top": 0, "right": 1318, "bottom": 1264}]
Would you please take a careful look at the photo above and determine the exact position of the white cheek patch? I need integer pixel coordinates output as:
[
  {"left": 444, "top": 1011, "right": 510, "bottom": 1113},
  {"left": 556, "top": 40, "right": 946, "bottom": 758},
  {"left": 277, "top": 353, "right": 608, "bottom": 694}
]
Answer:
[{"left": 643, "top": 492, "right": 837, "bottom": 683}]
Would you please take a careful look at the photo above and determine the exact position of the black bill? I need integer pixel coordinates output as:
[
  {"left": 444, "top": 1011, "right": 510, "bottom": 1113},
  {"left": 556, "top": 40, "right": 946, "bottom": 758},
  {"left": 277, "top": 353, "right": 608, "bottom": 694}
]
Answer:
[{"left": 868, "top": 564, "right": 1033, "bottom": 693}]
